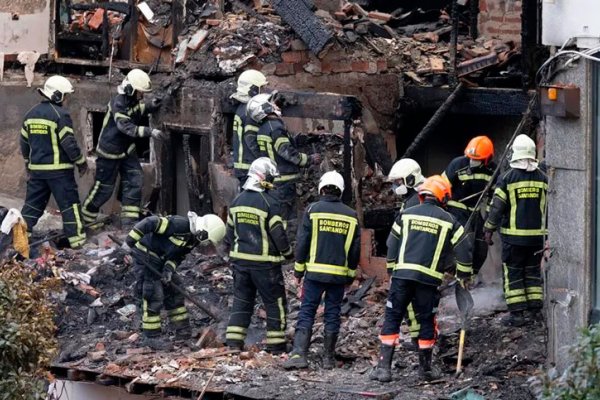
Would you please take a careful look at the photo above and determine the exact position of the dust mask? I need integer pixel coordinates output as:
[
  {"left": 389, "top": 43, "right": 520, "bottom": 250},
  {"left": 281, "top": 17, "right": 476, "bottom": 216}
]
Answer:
[
  {"left": 393, "top": 183, "right": 408, "bottom": 196},
  {"left": 469, "top": 159, "right": 482, "bottom": 169}
]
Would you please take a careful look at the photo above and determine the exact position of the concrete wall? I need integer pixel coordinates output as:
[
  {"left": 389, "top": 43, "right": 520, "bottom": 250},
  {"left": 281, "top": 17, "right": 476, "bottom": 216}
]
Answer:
[
  {"left": 478, "top": 0, "right": 522, "bottom": 43},
  {"left": 0, "top": 0, "right": 50, "bottom": 54},
  {"left": 545, "top": 60, "right": 594, "bottom": 370}
]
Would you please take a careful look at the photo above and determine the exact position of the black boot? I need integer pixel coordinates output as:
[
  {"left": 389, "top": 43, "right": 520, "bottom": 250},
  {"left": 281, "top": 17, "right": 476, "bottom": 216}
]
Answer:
[
  {"left": 418, "top": 348, "right": 441, "bottom": 381},
  {"left": 322, "top": 331, "right": 338, "bottom": 369},
  {"left": 142, "top": 334, "right": 173, "bottom": 351},
  {"left": 369, "top": 344, "right": 394, "bottom": 382},
  {"left": 502, "top": 311, "right": 526, "bottom": 327},
  {"left": 282, "top": 329, "right": 311, "bottom": 369},
  {"left": 401, "top": 337, "right": 419, "bottom": 352}
]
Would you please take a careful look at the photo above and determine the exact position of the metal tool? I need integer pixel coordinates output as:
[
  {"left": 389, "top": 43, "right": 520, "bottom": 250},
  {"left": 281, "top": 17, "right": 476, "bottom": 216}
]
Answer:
[
  {"left": 108, "top": 234, "right": 220, "bottom": 321},
  {"left": 455, "top": 282, "right": 474, "bottom": 377}
]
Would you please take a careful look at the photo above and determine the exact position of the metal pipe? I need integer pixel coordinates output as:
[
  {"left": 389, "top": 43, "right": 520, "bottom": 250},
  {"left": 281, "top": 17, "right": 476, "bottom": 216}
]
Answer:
[{"left": 401, "top": 83, "right": 465, "bottom": 159}]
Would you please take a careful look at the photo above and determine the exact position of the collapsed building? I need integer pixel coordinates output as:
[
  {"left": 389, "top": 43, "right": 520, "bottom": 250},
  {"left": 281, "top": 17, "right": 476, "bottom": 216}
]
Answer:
[{"left": 0, "top": 0, "right": 568, "bottom": 398}]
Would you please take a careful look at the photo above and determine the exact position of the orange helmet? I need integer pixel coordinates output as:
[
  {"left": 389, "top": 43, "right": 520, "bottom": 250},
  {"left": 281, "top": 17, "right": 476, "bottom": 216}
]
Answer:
[
  {"left": 464, "top": 136, "right": 494, "bottom": 163},
  {"left": 418, "top": 175, "right": 452, "bottom": 204}
]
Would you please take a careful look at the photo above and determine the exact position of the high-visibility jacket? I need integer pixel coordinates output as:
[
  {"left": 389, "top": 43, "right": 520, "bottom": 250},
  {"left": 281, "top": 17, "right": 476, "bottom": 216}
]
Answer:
[
  {"left": 20, "top": 100, "right": 86, "bottom": 172},
  {"left": 126, "top": 215, "right": 197, "bottom": 272},
  {"left": 232, "top": 102, "right": 260, "bottom": 179},
  {"left": 294, "top": 195, "right": 361, "bottom": 285},
  {"left": 386, "top": 199, "right": 473, "bottom": 286},
  {"left": 442, "top": 156, "right": 497, "bottom": 217},
  {"left": 484, "top": 166, "right": 548, "bottom": 247},
  {"left": 257, "top": 117, "right": 308, "bottom": 183},
  {"left": 225, "top": 189, "right": 292, "bottom": 267},
  {"left": 96, "top": 94, "right": 158, "bottom": 159}
]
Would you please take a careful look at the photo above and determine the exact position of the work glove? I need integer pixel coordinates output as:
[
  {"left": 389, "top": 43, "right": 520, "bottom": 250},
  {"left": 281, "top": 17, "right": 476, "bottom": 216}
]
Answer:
[
  {"left": 309, "top": 153, "right": 322, "bottom": 165},
  {"left": 161, "top": 268, "right": 173, "bottom": 284},
  {"left": 484, "top": 230, "right": 494, "bottom": 246},
  {"left": 151, "top": 129, "right": 166, "bottom": 141},
  {"left": 458, "top": 276, "right": 474, "bottom": 291},
  {"left": 77, "top": 160, "right": 89, "bottom": 177}
]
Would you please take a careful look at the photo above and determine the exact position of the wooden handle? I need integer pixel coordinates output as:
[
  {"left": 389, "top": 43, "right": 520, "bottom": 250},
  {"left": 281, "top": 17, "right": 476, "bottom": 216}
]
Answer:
[{"left": 456, "top": 329, "right": 466, "bottom": 374}]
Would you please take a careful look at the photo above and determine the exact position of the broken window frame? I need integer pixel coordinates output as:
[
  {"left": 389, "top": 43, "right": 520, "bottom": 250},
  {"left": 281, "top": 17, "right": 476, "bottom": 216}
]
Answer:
[{"left": 593, "top": 61, "right": 600, "bottom": 324}]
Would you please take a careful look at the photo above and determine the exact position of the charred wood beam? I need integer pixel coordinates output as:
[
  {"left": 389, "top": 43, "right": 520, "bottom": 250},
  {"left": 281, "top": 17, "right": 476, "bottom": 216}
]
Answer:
[
  {"left": 402, "top": 83, "right": 465, "bottom": 159},
  {"left": 470, "top": 0, "right": 479, "bottom": 39},
  {"left": 449, "top": 0, "right": 459, "bottom": 87},
  {"left": 401, "top": 86, "right": 532, "bottom": 116},
  {"left": 342, "top": 119, "right": 352, "bottom": 204},
  {"left": 271, "top": 0, "right": 334, "bottom": 55}
]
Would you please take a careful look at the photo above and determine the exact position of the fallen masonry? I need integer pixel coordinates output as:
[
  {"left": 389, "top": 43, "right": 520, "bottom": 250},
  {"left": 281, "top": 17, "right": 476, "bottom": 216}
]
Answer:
[{"left": 14, "top": 226, "right": 547, "bottom": 399}]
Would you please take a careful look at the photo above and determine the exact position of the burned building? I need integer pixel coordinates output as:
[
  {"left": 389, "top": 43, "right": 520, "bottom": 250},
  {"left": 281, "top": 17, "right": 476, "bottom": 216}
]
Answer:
[{"left": 0, "top": 0, "right": 561, "bottom": 398}]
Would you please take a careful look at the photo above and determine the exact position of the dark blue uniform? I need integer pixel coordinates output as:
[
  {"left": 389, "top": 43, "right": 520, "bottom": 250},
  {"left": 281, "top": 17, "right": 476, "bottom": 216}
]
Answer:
[
  {"left": 20, "top": 100, "right": 86, "bottom": 248},
  {"left": 232, "top": 102, "right": 260, "bottom": 185}
]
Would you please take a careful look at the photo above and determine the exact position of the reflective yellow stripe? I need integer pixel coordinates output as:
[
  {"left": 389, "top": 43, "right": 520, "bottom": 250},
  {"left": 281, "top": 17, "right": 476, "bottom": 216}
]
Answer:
[
  {"left": 394, "top": 263, "right": 444, "bottom": 280},
  {"left": 156, "top": 217, "right": 169, "bottom": 234},
  {"left": 129, "top": 230, "right": 143, "bottom": 242},
  {"left": 229, "top": 251, "right": 284, "bottom": 263},
  {"left": 234, "top": 114, "right": 244, "bottom": 167},
  {"left": 456, "top": 263, "right": 473, "bottom": 274},
  {"left": 137, "top": 126, "right": 145, "bottom": 137},
  {"left": 526, "top": 286, "right": 543, "bottom": 294},
  {"left": 169, "top": 236, "right": 188, "bottom": 246},
  {"left": 397, "top": 214, "right": 451, "bottom": 274},
  {"left": 277, "top": 297, "right": 285, "bottom": 331},
  {"left": 526, "top": 293, "right": 543, "bottom": 300},
  {"left": 226, "top": 333, "right": 246, "bottom": 340},
  {"left": 306, "top": 263, "right": 349, "bottom": 276},
  {"left": 58, "top": 126, "right": 74, "bottom": 140},
  {"left": 25, "top": 118, "right": 57, "bottom": 129},
  {"left": 506, "top": 296, "right": 527, "bottom": 304},
  {"left": 73, "top": 203, "right": 84, "bottom": 239},
  {"left": 347, "top": 269, "right": 356, "bottom": 278},
  {"left": 299, "top": 153, "right": 308, "bottom": 167},
  {"left": 121, "top": 211, "right": 139, "bottom": 218},
  {"left": 450, "top": 226, "right": 465, "bottom": 245},
  {"left": 458, "top": 173, "right": 492, "bottom": 182},
  {"left": 307, "top": 213, "right": 358, "bottom": 272},
  {"left": 257, "top": 134, "right": 273, "bottom": 143},
  {"left": 227, "top": 326, "right": 247, "bottom": 334},
  {"left": 267, "top": 331, "right": 286, "bottom": 338},
  {"left": 122, "top": 205, "right": 141, "bottom": 212},
  {"left": 170, "top": 313, "right": 189, "bottom": 322},
  {"left": 391, "top": 222, "right": 401, "bottom": 236},
  {"left": 386, "top": 261, "right": 395, "bottom": 270},
  {"left": 269, "top": 215, "right": 283, "bottom": 229},
  {"left": 165, "top": 260, "right": 177, "bottom": 270},
  {"left": 505, "top": 180, "right": 547, "bottom": 237},
  {"left": 97, "top": 147, "right": 126, "bottom": 159},
  {"left": 234, "top": 162, "right": 251, "bottom": 169},
  {"left": 231, "top": 206, "right": 268, "bottom": 219},
  {"left": 274, "top": 174, "right": 300, "bottom": 182},
  {"left": 245, "top": 125, "right": 259, "bottom": 132},
  {"left": 447, "top": 200, "right": 469, "bottom": 210},
  {"left": 29, "top": 163, "right": 74, "bottom": 170},
  {"left": 142, "top": 300, "right": 161, "bottom": 330},
  {"left": 115, "top": 112, "right": 130, "bottom": 120},
  {"left": 294, "top": 262, "right": 306, "bottom": 272},
  {"left": 494, "top": 187, "right": 507, "bottom": 202},
  {"left": 274, "top": 137, "right": 289, "bottom": 152},
  {"left": 500, "top": 227, "right": 547, "bottom": 236},
  {"left": 21, "top": 128, "right": 29, "bottom": 138},
  {"left": 135, "top": 243, "right": 160, "bottom": 259},
  {"left": 168, "top": 306, "right": 187, "bottom": 316}
]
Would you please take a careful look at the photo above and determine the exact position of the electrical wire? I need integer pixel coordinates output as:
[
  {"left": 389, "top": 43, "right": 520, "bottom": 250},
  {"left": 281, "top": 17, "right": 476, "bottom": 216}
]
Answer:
[{"left": 536, "top": 38, "right": 600, "bottom": 84}]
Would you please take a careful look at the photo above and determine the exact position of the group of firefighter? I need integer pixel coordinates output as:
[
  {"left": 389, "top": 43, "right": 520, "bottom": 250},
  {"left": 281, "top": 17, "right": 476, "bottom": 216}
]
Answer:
[{"left": 20, "top": 69, "right": 547, "bottom": 382}]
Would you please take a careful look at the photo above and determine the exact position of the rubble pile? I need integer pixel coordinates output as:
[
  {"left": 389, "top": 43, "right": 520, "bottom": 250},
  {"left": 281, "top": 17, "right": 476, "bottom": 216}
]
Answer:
[
  {"left": 168, "top": 0, "right": 521, "bottom": 87},
  {"left": 29, "top": 227, "right": 545, "bottom": 399}
]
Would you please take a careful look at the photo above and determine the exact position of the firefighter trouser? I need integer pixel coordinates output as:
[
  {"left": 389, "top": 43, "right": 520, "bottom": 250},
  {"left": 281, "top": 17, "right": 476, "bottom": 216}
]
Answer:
[
  {"left": 501, "top": 242, "right": 543, "bottom": 312},
  {"left": 296, "top": 279, "right": 345, "bottom": 334},
  {"left": 274, "top": 181, "right": 297, "bottom": 225},
  {"left": 226, "top": 264, "right": 287, "bottom": 347},
  {"left": 82, "top": 154, "right": 143, "bottom": 223},
  {"left": 380, "top": 278, "right": 440, "bottom": 350},
  {"left": 406, "top": 303, "right": 419, "bottom": 339},
  {"left": 450, "top": 208, "right": 488, "bottom": 275},
  {"left": 135, "top": 258, "right": 189, "bottom": 337},
  {"left": 21, "top": 171, "right": 86, "bottom": 248}
]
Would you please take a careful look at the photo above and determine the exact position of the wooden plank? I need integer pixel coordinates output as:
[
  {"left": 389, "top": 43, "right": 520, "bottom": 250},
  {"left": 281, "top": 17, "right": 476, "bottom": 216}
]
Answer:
[{"left": 53, "top": 57, "right": 172, "bottom": 72}]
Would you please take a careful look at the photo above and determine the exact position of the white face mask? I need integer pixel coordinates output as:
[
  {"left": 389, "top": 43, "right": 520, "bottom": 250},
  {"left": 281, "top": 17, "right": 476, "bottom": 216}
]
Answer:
[
  {"left": 469, "top": 159, "right": 482, "bottom": 169},
  {"left": 393, "top": 184, "right": 408, "bottom": 196}
]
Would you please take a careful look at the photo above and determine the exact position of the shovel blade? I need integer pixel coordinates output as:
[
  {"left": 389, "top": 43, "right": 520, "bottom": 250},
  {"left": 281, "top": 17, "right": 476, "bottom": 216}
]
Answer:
[{"left": 455, "top": 283, "right": 474, "bottom": 323}]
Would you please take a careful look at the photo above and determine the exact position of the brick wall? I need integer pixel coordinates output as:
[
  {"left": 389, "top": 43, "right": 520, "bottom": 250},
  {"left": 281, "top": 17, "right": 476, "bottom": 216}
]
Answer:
[{"left": 478, "top": 0, "right": 522, "bottom": 43}]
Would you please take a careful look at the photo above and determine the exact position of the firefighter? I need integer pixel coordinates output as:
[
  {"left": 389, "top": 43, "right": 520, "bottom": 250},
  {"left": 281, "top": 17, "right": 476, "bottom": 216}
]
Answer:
[
  {"left": 283, "top": 171, "right": 360, "bottom": 370},
  {"left": 248, "top": 94, "right": 321, "bottom": 226},
  {"left": 386, "top": 158, "right": 426, "bottom": 350},
  {"left": 20, "top": 76, "right": 88, "bottom": 248},
  {"left": 124, "top": 212, "right": 226, "bottom": 348},
  {"left": 224, "top": 157, "right": 293, "bottom": 354},
  {"left": 443, "top": 136, "right": 496, "bottom": 275},
  {"left": 483, "top": 134, "right": 547, "bottom": 327},
  {"left": 231, "top": 70, "right": 268, "bottom": 187},
  {"left": 82, "top": 69, "right": 165, "bottom": 228},
  {"left": 370, "top": 175, "right": 473, "bottom": 382}
]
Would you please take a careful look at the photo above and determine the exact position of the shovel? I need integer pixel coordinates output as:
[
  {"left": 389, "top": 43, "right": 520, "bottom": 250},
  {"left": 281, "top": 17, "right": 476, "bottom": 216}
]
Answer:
[{"left": 455, "top": 281, "right": 474, "bottom": 377}]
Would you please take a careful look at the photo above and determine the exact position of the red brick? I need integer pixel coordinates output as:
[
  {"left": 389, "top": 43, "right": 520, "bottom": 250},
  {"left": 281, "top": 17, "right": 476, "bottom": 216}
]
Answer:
[
  {"left": 274, "top": 63, "right": 295, "bottom": 76},
  {"left": 320, "top": 62, "right": 333, "bottom": 73},
  {"left": 331, "top": 61, "right": 352, "bottom": 73},
  {"left": 351, "top": 60, "right": 377, "bottom": 74},
  {"left": 205, "top": 19, "right": 221, "bottom": 26},
  {"left": 281, "top": 50, "right": 309, "bottom": 64},
  {"left": 358, "top": 229, "right": 387, "bottom": 283},
  {"left": 376, "top": 59, "right": 388, "bottom": 72},
  {"left": 368, "top": 11, "right": 392, "bottom": 22},
  {"left": 333, "top": 11, "right": 347, "bottom": 20}
]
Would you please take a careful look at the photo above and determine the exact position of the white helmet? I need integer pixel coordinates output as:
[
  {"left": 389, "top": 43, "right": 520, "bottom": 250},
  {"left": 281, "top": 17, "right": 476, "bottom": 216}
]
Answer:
[
  {"left": 246, "top": 93, "right": 279, "bottom": 123},
  {"left": 39, "top": 76, "right": 74, "bottom": 103},
  {"left": 188, "top": 212, "right": 226, "bottom": 244},
  {"left": 387, "top": 158, "right": 425, "bottom": 196},
  {"left": 231, "top": 69, "right": 268, "bottom": 103},
  {"left": 244, "top": 157, "right": 279, "bottom": 192},
  {"left": 122, "top": 69, "right": 152, "bottom": 95},
  {"left": 318, "top": 171, "right": 345, "bottom": 196},
  {"left": 510, "top": 134, "right": 537, "bottom": 162}
]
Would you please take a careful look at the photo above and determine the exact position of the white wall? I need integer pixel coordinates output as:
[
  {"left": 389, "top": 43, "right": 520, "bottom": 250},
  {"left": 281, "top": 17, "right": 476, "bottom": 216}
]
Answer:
[
  {"left": 0, "top": 0, "right": 50, "bottom": 54},
  {"left": 542, "top": 0, "right": 600, "bottom": 48},
  {"left": 48, "top": 381, "right": 163, "bottom": 400}
]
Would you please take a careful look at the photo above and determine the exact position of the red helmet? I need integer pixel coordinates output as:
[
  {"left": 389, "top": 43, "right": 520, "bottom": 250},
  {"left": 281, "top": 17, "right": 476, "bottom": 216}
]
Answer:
[
  {"left": 464, "top": 136, "right": 494, "bottom": 163},
  {"left": 418, "top": 175, "right": 452, "bottom": 204}
]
